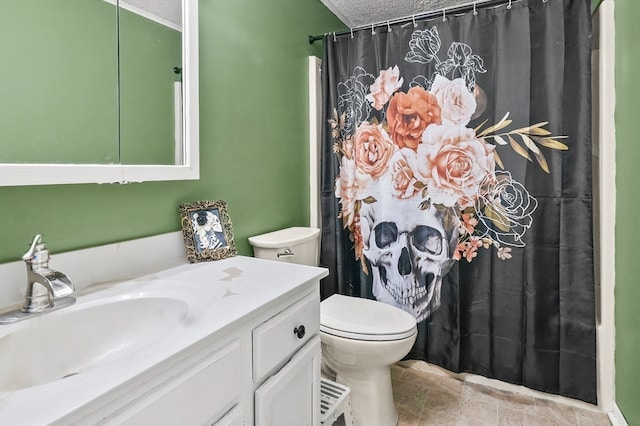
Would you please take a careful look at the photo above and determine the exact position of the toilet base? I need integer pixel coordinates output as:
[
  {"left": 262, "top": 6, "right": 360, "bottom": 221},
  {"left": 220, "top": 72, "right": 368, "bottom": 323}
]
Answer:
[{"left": 333, "top": 365, "right": 398, "bottom": 426}]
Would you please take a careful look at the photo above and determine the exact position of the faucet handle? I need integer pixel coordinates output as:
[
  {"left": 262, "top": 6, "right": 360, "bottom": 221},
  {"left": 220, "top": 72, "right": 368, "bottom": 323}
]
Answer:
[{"left": 22, "top": 234, "right": 49, "bottom": 265}]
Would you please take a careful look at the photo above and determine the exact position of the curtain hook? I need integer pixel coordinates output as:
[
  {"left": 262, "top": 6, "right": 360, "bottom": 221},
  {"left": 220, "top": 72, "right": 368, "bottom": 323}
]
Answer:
[
  {"left": 412, "top": 15, "right": 418, "bottom": 27},
  {"left": 473, "top": 2, "right": 478, "bottom": 15},
  {"left": 350, "top": 28, "right": 354, "bottom": 38},
  {"left": 442, "top": 9, "right": 447, "bottom": 22},
  {"left": 333, "top": 31, "right": 336, "bottom": 41},
  {"left": 507, "top": 0, "right": 512, "bottom": 9},
  {"left": 371, "top": 23, "right": 376, "bottom": 35},
  {"left": 387, "top": 21, "right": 392, "bottom": 32}
]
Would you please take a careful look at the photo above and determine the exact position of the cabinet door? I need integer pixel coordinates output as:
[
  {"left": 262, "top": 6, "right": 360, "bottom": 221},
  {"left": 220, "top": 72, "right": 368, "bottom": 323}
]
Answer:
[
  {"left": 255, "top": 336, "right": 321, "bottom": 426},
  {"left": 213, "top": 404, "right": 243, "bottom": 426},
  {"left": 113, "top": 340, "right": 243, "bottom": 426}
]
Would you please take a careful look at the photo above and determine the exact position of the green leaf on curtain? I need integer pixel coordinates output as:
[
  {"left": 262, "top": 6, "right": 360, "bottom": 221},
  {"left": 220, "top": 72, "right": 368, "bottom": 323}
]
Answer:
[
  {"left": 493, "top": 150, "right": 505, "bottom": 169},
  {"left": 422, "top": 187, "right": 430, "bottom": 199},
  {"left": 442, "top": 210, "right": 458, "bottom": 236},
  {"left": 493, "top": 135, "right": 508, "bottom": 145},
  {"left": 484, "top": 205, "right": 510, "bottom": 232},
  {"left": 508, "top": 135, "right": 533, "bottom": 161},
  {"left": 538, "top": 138, "right": 569, "bottom": 150},
  {"left": 533, "top": 150, "right": 550, "bottom": 173},
  {"left": 478, "top": 112, "right": 511, "bottom": 137},
  {"left": 512, "top": 122, "right": 551, "bottom": 136},
  {"left": 519, "top": 134, "right": 541, "bottom": 154},
  {"left": 473, "top": 119, "right": 489, "bottom": 133}
]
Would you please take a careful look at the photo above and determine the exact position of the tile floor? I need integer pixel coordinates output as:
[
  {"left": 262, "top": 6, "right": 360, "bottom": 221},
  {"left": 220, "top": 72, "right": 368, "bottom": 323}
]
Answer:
[{"left": 390, "top": 364, "right": 611, "bottom": 426}]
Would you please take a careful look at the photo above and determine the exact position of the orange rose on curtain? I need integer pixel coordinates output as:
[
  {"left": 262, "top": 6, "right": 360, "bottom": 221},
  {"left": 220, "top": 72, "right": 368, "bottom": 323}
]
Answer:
[
  {"left": 417, "top": 125, "right": 496, "bottom": 209},
  {"left": 390, "top": 148, "right": 421, "bottom": 200},
  {"left": 354, "top": 123, "right": 395, "bottom": 179},
  {"left": 387, "top": 87, "right": 442, "bottom": 150}
]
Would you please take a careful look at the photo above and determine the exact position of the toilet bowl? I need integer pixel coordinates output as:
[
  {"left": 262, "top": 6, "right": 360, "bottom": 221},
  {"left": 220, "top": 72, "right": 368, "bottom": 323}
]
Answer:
[
  {"left": 320, "top": 294, "right": 417, "bottom": 426},
  {"left": 249, "top": 228, "right": 416, "bottom": 425}
]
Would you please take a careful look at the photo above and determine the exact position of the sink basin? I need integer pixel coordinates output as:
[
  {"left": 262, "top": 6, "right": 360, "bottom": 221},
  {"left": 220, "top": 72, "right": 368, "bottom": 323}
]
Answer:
[{"left": 0, "top": 295, "right": 189, "bottom": 394}]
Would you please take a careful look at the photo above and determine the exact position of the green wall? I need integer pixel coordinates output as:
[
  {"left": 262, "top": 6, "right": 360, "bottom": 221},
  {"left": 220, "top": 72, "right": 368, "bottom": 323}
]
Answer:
[
  {"left": 0, "top": 1, "right": 180, "bottom": 165},
  {"left": 615, "top": 1, "right": 640, "bottom": 424},
  {"left": 0, "top": 0, "right": 119, "bottom": 164},
  {"left": 119, "top": 8, "right": 182, "bottom": 165},
  {"left": 0, "top": 0, "right": 344, "bottom": 263}
]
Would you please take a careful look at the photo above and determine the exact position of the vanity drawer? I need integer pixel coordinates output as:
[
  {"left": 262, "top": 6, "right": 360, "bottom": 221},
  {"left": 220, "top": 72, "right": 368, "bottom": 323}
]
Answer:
[
  {"left": 252, "top": 291, "right": 319, "bottom": 382},
  {"left": 117, "top": 340, "right": 242, "bottom": 426}
]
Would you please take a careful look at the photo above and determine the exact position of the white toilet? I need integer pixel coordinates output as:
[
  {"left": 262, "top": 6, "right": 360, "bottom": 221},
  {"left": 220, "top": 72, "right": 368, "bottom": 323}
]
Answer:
[
  {"left": 320, "top": 294, "right": 417, "bottom": 426},
  {"left": 249, "top": 227, "right": 417, "bottom": 426}
]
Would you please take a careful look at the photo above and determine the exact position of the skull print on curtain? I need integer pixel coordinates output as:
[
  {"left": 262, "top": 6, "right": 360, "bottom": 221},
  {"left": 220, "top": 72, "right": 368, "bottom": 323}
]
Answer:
[
  {"left": 319, "top": 0, "right": 597, "bottom": 404},
  {"left": 360, "top": 193, "right": 459, "bottom": 322}
]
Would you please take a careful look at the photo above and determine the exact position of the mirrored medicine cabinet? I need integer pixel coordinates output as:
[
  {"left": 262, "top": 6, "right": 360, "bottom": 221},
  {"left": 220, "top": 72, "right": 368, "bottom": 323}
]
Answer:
[{"left": 0, "top": 0, "right": 199, "bottom": 186}]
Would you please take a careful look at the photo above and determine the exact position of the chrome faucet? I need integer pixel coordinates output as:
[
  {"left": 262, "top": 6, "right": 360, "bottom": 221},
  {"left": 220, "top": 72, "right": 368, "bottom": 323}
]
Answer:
[
  {"left": 21, "top": 234, "right": 75, "bottom": 313},
  {"left": 0, "top": 234, "right": 75, "bottom": 324}
]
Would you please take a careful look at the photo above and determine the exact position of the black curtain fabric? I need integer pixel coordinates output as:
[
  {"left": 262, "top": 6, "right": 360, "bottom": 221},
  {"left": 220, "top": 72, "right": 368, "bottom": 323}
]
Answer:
[{"left": 320, "top": 0, "right": 596, "bottom": 403}]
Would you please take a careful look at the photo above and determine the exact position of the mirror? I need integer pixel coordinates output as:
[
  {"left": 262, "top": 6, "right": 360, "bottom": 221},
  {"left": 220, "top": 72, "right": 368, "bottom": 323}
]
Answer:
[{"left": 0, "top": 0, "right": 199, "bottom": 186}]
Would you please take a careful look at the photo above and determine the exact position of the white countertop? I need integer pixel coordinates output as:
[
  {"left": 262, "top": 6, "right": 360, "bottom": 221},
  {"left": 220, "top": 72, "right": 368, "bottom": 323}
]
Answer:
[{"left": 0, "top": 256, "right": 328, "bottom": 425}]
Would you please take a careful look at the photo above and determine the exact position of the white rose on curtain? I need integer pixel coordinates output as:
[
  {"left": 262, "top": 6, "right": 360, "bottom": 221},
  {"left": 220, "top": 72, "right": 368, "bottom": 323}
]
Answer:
[
  {"left": 365, "top": 65, "right": 404, "bottom": 111},
  {"left": 474, "top": 171, "right": 538, "bottom": 248},
  {"left": 430, "top": 75, "right": 477, "bottom": 125}
]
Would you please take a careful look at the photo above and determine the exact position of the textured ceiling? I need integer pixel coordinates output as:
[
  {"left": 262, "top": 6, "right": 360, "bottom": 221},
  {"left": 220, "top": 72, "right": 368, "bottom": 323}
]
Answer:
[
  {"left": 122, "top": 0, "right": 181, "bottom": 29},
  {"left": 104, "top": 0, "right": 181, "bottom": 30},
  {"left": 320, "top": 0, "right": 479, "bottom": 28}
]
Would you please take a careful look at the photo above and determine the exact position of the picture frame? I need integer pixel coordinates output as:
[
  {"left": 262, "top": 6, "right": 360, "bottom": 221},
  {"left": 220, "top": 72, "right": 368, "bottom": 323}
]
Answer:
[{"left": 178, "top": 200, "right": 237, "bottom": 263}]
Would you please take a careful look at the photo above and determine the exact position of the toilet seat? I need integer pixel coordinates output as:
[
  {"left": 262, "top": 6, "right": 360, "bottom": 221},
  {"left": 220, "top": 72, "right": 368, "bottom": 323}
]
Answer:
[{"left": 320, "top": 294, "right": 417, "bottom": 341}]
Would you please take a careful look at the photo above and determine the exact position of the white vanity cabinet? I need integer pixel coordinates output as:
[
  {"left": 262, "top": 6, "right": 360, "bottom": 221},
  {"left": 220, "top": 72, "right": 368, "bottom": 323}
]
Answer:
[
  {"left": 0, "top": 255, "right": 328, "bottom": 426},
  {"left": 214, "top": 405, "right": 244, "bottom": 426},
  {"left": 108, "top": 273, "right": 323, "bottom": 426},
  {"left": 94, "top": 260, "right": 322, "bottom": 426},
  {"left": 253, "top": 291, "right": 322, "bottom": 426},
  {"left": 113, "top": 338, "right": 246, "bottom": 425}
]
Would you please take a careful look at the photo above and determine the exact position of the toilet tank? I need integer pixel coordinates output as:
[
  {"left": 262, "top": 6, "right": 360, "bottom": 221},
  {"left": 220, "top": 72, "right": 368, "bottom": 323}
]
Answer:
[{"left": 248, "top": 227, "right": 320, "bottom": 266}]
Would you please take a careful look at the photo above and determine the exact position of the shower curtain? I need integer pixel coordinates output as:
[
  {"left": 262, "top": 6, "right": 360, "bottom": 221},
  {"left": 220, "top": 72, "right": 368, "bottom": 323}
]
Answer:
[{"left": 320, "top": 0, "right": 596, "bottom": 403}]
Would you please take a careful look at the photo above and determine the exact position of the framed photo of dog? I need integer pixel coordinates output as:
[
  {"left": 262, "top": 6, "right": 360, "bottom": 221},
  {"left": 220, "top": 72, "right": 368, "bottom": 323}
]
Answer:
[{"left": 179, "top": 200, "right": 237, "bottom": 263}]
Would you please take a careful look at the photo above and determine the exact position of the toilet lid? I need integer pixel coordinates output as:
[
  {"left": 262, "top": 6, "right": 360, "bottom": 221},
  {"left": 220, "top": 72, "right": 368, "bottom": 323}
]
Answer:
[{"left": 320, "top": 294, "right": 417, "bottom": 341}]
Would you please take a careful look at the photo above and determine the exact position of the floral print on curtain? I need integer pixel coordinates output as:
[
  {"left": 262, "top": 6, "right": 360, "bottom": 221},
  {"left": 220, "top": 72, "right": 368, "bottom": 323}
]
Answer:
[
  {"left": 320, "top": 0, "right": 596, "bottom": 404},
  {"left": 330, "top": 27, "right": 567, "bottom": 322}
]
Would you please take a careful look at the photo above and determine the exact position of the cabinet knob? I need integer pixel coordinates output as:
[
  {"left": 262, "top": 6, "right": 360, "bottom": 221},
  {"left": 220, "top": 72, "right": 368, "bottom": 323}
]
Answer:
[{"left": 293, "top": 325, "right": 306, "bottom": 339}]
